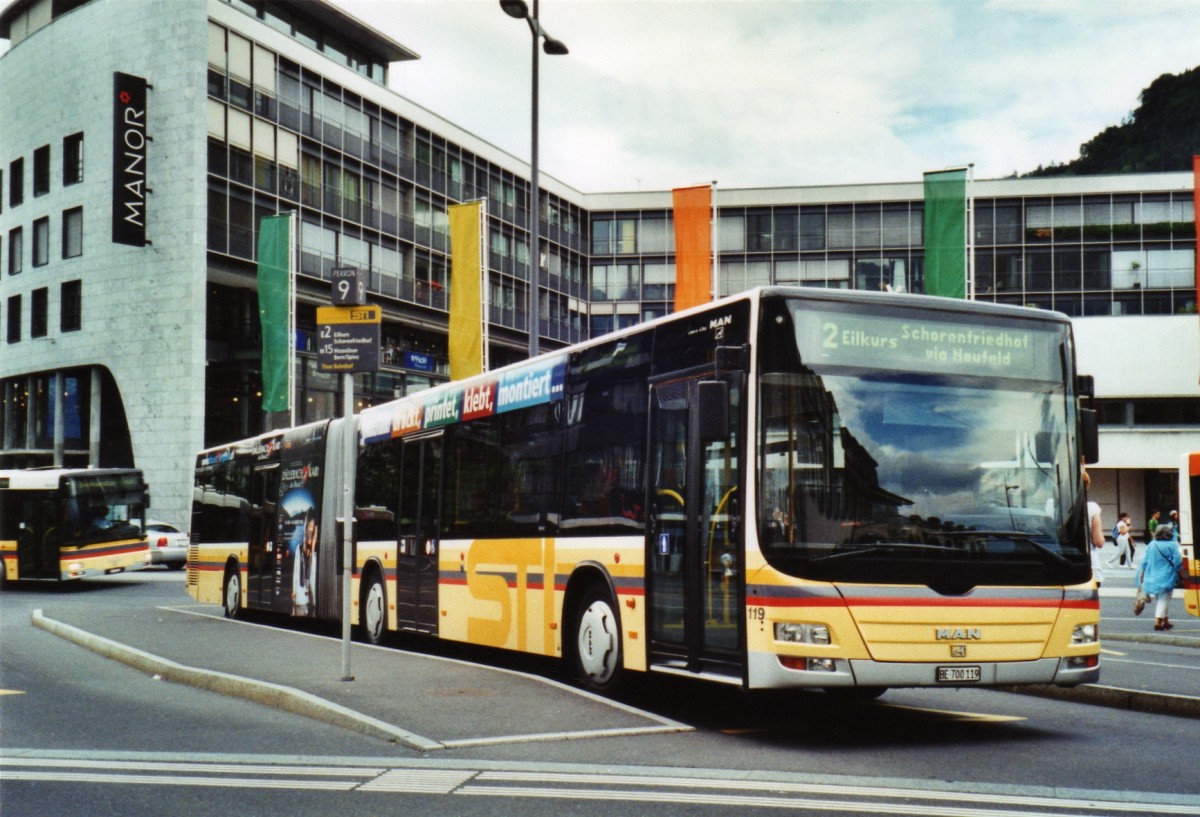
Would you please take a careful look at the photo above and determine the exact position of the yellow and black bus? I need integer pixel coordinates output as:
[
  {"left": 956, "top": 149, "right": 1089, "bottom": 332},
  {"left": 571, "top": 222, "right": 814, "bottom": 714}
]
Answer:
[
  {"left": 0, "top": 468, "right": 151, "bottom": 583},
  {"left": 188, "top": 287, "right": 1102, "bottom": 696}
]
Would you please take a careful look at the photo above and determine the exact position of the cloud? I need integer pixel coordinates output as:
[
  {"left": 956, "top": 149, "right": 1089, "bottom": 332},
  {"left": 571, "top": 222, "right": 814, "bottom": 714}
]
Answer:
[{"left": 340, "top": 0, "right": 1200, "bottom": 190}]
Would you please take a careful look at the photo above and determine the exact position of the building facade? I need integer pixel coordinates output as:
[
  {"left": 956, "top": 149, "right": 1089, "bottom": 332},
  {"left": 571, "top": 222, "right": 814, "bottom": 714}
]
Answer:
[{"left": 2, "top": 0, "right": 1198, "bottom": 532}]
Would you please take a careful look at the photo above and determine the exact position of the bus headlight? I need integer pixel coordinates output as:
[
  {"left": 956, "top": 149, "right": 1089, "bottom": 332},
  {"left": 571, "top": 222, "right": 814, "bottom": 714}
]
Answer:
[
  {"left": 775, "top": 622, "right": 831, "bottom": 645},
  {"left": 1071, "top": 623, "right": 1098, "bottom": 644}
]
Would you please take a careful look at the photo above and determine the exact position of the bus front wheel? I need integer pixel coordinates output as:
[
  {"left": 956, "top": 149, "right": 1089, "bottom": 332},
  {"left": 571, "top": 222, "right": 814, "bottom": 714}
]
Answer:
[
  {"left": 572, "top": 585, "right": 623, "bottom": 693},
  {"left": 223, "top": 566, "right": 242, "bottom": 619}
]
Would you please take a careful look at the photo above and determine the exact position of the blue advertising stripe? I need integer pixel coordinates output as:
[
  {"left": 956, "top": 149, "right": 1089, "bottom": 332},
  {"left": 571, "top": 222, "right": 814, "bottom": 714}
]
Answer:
[
  {"left": 358, "top": 356, "right": 567, "bottom": 444},
  {"left": 495, "top": 358, "right": 565, "bottom": 413}
]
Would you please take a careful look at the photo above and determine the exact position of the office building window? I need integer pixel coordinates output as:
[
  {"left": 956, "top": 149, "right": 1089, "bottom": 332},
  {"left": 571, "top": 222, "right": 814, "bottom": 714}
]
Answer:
[
  {"left": 33, "top": 217, "right": 50, "bottom": 267},
  {"left": 63, "top": 207, "right": 83, "bottom": 258},
  {"left": 63, "top": 133, "right": 84, "bottom": 186},
  {"left": 33, "top": 145, "right": 50, "bottom": 196},
  {"left": 9, "top": 158, "right": 23, "bottom": 207},
  {"left": 31, "top": 287, "right": 48, "bottom": 337},
  {"left": 61, "top": 280, "right": 82, "bottom": 332},
  {"left": 6, "top": 295, "right": 20, "bottom": 343},
  {"left": 8, "top": 227, "right": 22, "bottom": 275}
]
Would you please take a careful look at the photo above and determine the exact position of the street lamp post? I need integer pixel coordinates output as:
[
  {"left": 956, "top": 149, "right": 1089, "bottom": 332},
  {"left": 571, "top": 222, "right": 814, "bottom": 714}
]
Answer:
[{"left": 500, "top": 0, "right": 567, "bottom": 359}]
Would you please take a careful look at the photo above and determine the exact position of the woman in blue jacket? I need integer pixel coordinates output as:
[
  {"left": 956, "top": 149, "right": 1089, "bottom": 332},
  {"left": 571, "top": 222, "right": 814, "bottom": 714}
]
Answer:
[{"left": 1136, "top": 523, "right": 1183, "bottom": 631}]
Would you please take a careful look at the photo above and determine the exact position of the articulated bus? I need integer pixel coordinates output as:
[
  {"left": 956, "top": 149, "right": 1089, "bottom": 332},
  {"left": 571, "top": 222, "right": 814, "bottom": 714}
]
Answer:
[
  {"left": 0, "top": 468, "right": 151, "bottom": 583},
  {"left": 1180, "top": 452, "right": 1198, "bottom": 618},
  {"left": 187, "top": 287, "right": 1102, "bottom": 695}
]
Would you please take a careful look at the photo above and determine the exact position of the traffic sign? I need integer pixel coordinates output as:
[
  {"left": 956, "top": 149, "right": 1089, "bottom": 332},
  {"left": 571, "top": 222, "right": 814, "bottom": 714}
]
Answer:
[{"left": 316, "top": 305, "right": 381, "bottom": 372}]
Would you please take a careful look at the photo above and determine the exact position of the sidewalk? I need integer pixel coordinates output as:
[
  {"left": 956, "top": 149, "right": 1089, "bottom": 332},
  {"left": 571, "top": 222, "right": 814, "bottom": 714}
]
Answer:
[{"left": 30, "top": 603, "right": 690, "bottom": 750}]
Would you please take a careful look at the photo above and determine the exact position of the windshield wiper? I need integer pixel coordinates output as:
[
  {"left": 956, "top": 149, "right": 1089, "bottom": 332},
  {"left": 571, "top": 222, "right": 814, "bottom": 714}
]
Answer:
[
  {"left": 941, "top": 529, "right": 1070, "bottom": 567},
  {"left": 814, "top": 542, "right": 962, "bottom": 563}
]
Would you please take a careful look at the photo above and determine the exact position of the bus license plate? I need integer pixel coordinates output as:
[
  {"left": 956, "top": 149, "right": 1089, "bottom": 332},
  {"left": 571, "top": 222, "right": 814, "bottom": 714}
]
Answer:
[{"left": 937, "top": 666, "right": 981, "bottom": 683}]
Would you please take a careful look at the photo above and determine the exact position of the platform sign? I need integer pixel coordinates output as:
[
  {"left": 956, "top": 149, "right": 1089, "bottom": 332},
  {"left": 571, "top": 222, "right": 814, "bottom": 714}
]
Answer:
[
  {"left": 330, "top": 267, "right": 367, "bottom": 306},
  {"left": 316, "top": 305, "right": 381, "bottom": 372}
]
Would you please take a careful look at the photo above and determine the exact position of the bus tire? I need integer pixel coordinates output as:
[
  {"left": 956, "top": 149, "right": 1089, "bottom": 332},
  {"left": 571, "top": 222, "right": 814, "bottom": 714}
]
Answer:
[
  {"left": 222, "top": 564, "right": 242, "bottom": 620},
  {"left": 359, "top": 570, "right": 387, "bottom": 645},
  {"left": 572, "top": 584, "right": 624, "bottom": 693}
]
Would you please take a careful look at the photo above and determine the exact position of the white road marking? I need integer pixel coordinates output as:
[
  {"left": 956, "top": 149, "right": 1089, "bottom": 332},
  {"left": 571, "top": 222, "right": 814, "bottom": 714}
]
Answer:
[{"left": 5, "top": 754, "right": 1200, "bottom": 815}]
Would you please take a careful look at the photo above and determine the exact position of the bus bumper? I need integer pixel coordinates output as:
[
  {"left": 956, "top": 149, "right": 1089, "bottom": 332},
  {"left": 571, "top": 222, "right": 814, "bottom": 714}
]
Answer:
[{"left": 748, "top": 651, "right": 1101, "bottom": 689}]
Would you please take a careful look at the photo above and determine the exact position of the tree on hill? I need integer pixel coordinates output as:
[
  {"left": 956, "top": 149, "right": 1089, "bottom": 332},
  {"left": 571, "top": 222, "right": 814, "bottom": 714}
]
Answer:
[{"left": 1024, "top": 65, "right": 1200, "bottom": 176}]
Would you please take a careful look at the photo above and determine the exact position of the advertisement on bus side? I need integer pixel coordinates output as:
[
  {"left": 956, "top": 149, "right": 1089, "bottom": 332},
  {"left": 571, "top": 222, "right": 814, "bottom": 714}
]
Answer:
[{"left": 274, "top": 425, "right": 326, "bottom": 616}]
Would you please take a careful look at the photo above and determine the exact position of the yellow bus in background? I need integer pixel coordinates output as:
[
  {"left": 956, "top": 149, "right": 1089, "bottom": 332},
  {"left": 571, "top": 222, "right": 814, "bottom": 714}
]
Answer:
[
  {"left": 187, "top": 288, "right": 1101, "bottom": 696},
  {"left": 0, "top": 468, "right": 151, "bottom": 583}
]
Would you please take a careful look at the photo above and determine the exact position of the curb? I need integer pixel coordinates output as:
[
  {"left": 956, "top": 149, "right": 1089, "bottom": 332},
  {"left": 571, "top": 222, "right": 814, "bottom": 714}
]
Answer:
[
  {"left": 30, "top": 609, "right": 443, "bottom": 751},
  {"left": 1102, "top": 631, "right": 1200, "bottom": 649},
  {"left": 1006, "top": 682, "right": 1200, "bottom": 720}
]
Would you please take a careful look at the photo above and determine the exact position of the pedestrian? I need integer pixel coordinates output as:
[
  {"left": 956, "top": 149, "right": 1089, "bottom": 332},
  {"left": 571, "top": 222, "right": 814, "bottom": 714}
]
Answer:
[
  {"left": 1106, "top": 511, "right": 1133, "bottom": 568},
  {"left": 1135, "top": 523, "right": 1183, "bottom": 631},
  {"left": 1168, "top": 510, "right": 1181, "bottom": 542},
  {"left": 1147, "top": 509, "right": 1160, "bottom": 538}
]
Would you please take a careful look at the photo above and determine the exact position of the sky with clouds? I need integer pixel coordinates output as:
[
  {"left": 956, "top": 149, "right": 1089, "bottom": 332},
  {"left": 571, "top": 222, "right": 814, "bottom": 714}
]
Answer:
[
  {"left": 5, "top": 1, "right": 1193, "bottom": 192},
  {"left": 338, "top": 0, "right": 1200, "bottom": 194}
]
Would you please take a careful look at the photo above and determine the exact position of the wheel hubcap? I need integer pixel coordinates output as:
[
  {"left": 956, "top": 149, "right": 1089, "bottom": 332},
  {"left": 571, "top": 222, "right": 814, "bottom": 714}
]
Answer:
[
  {"left": 577, "top": 600, "right": 617, "bottom": 683},
  {"left": 225, "top": 574, "right": 239, "bottom": 614},
  {"left": 365, "top": 583, "right": 384, "bottom": 639}
]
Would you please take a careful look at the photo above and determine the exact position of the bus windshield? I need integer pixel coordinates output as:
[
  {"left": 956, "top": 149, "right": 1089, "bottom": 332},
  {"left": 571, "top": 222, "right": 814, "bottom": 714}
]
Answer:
[
  {"left": 757, "top": 297, "right": 1090, "bottom": 589},
  {"left": 62, "top": 472, "right": 148, "bottom": 547}
]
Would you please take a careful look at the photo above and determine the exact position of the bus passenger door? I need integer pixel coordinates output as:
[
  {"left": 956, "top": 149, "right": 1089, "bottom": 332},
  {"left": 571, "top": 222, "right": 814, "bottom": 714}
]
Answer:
[
  {"left": 247, "top": 465, "right": 279, "bottom": 609},
  {"left": 396, "top": 433, "right": 442, "bottom": 635},
  {"left": 15, "top": 496, "right": 58, "bottom": 579},
  {"left": 647, "top": 376, "right": 743, "bottom": 677}
]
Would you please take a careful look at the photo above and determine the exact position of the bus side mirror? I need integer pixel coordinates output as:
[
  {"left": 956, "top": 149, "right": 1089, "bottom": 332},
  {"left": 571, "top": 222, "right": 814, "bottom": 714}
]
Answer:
[
  {"left": 1076, "top": 374, "right": 1095, "bottom": 400},
  {"left": 1081, "top": 408, "right": 1100, "bottom": 464},
  {"left": 695, "top": 380, "right": 729, "bottom": 443}
]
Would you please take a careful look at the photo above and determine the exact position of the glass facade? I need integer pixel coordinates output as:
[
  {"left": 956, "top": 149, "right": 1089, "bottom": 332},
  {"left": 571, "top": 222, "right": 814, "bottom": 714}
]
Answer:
[
  {"left": 205, "top": 13, "right": 589, "bottom": 442},
  {"left": 591, "top": 196, "right": 1195, "bottom": 320}
]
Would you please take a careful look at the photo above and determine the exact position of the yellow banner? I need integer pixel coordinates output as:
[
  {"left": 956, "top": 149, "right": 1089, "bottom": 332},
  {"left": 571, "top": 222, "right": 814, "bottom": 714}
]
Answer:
[{"left": 449, "top": 201, "right": 484, "bottom": 380}]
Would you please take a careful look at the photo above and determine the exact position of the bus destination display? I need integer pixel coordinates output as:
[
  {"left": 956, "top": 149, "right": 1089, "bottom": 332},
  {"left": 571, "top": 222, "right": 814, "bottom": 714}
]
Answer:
[{"left": 795, "top": 308, "right": 1061, "bottom": 380}]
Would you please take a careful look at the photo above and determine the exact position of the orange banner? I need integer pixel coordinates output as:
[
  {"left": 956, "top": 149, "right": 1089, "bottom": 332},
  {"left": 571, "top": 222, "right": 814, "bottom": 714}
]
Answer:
[{"left": 673, "top": 185, "right": 712, "bottom": 312}]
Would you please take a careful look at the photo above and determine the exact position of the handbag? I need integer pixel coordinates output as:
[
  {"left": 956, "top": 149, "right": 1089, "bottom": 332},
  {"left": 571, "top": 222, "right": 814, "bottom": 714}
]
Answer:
[{"left": 1133, "top": 587, "right": 1149, "bottom": 615}]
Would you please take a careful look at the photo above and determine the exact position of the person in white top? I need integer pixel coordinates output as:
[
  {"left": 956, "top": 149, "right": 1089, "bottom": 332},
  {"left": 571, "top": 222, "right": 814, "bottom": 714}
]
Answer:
[{"left": 1107, "top": 511, "right": 1133, "bottom": 568}]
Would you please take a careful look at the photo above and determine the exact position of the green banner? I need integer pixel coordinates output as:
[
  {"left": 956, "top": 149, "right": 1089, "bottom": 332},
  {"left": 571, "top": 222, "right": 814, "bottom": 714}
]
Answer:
[
  {"left": 923, "top": 169, "right": 967, "bottom": 298},
  {"left": 257, "top": 214, "right": 291, "bottom": 413}
]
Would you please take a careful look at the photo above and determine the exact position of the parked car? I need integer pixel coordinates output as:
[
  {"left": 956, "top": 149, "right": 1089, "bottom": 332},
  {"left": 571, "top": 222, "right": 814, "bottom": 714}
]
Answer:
[{"left": 143, "top": 520, "right": 189, "bottom": 569}]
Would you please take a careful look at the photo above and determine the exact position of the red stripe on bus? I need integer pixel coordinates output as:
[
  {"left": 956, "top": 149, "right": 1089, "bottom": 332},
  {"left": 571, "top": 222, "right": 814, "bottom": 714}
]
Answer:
[
  {"left": 68, "top": 543, "right": 149, "bottom": 560},
  {"left": 748, "top": 595, "right": 1097, "bottom": 610}
]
